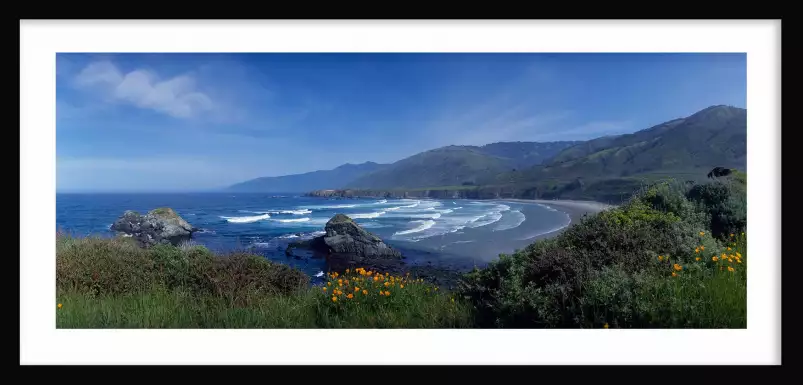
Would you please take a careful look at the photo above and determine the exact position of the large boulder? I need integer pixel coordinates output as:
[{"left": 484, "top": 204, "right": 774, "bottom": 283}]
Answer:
[
  {"left": 285, "top": 214, "right": 403, "bottom": 270},
  {"left": 323, "top": 214, "right": 401, "bottom": 258},
  {"left": 110, "top": 208, "right": 196, "bottom": 247}
]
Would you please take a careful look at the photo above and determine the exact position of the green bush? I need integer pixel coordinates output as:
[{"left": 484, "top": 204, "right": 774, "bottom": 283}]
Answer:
[
  {"left": 686, "top": 179, "right": 746, "bottom": 239},
  {"left": 201, "top": 252, "right": 309, "bottom": 304},
  {"left": 56, "top": 234, "right": 308, "bottom": 300},
  {"left": 57, "top": 235, "right": 159, "bottom": 296},
  {"left": 457, "top": 179, "right": 746, "bottom": 328}
]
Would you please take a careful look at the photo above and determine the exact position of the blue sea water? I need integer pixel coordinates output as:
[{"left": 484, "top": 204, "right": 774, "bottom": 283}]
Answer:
[{"left": 56, "top": 193, "right": 570, "bottom": 275}]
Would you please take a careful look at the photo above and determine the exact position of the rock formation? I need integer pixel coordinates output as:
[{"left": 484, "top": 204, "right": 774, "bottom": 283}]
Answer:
[
  {"left": 286, "top": 214, "right": 403, "bottom": 270},
  {"left": 707, "top": 167, "right": 733, "bottom": 179},
  {"left": 110, "top": 207, "right": 196, "bottom": 247}
]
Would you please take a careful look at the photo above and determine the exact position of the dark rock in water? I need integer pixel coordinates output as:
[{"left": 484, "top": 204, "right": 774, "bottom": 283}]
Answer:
[
  {"left": 110, "top": 208, "right": 196, "bottom": 247},
  {"left": 285, "top": 214, "right": 403, "bottom": 270},
  {"left": 285, "top": 237, "right": 327, "bottom": 260},
  {"left": 323, "top": 214, "right": 402, "bottom": 258}
]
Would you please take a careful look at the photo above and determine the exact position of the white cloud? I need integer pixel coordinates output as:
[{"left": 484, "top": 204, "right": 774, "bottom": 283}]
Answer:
[
  {"left": 74, "top": 61, "right": 213, "bottom": 119},
  {"left": 448, "top": 110, "right": 574, "bottom": 146}
]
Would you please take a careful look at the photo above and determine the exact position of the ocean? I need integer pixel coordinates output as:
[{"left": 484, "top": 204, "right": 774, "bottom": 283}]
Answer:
[{"left": 56, "top": 193, "right": 570, "bottom": 276}]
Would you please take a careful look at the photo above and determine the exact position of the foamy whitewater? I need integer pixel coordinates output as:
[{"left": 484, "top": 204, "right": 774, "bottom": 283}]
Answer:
[{"left": 57, "top": 193, "right": 572, "bottom": 275}]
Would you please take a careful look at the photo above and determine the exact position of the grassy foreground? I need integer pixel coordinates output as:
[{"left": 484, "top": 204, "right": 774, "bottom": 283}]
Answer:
[
  {"left": 56, "top": 175, "right": 746, "bottom": 328},
  {"left": 56, "top": 236, "right": 472, "bottom": 328}
]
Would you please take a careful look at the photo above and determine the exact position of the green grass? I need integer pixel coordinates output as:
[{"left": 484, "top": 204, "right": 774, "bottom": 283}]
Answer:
[
  {"left": 56, "top": 235, "right": 473, "bottom": 328},
  {"left": 57, "top": 177, "right": 746, "bottom": 329}
]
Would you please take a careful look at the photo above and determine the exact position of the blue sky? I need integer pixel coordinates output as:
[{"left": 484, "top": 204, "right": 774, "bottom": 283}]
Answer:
[{"left": 56, "top": 53, "right": 746, "bottom": 192}]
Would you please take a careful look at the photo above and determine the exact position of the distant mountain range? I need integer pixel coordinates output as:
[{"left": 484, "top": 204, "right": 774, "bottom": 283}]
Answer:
[
  {"left": 228, "top": 161, "right": 388, "bottom": 192},
  {"left": 229, "top": 105, "right": 746, "bottom": 202}
]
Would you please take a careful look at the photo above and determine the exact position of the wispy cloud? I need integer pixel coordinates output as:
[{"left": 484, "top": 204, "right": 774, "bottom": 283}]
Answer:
[
  {"left": 453, "top": 110, "right": 574, "bottom": 146},
  {"left": 73, "top": 61, "right": 214, "bottom": 119}
]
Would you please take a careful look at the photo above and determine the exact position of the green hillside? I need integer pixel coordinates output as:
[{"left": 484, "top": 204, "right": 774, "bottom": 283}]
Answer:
[
  {"left": 480, "top": 105, "right": 747, "bottom": 200},
  {"left": 346, "top": 146, "right": 512, "bottom": 189},
  {"left": 346, "top": 141, "right": 578, "bottom": 189}
]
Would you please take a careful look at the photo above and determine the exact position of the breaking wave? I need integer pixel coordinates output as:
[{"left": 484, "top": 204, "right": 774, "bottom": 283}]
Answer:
[
  {"left": 220, "top": 213, "right": 271, "bottom": 223},
  {"left": 274, "top": 209, "right": 312, "bottom": 215},
  {"left": 394, "top": 220, "right": 436, "bottom": 235},
  {"left": 350, "top": 211, "right": 386, "bottom": 219},
  {"left": 493, "top": 210, "right": 526, "bottom": 232},
  {"left": 272, "top": 217, "right": 310, "bottom": 223}
]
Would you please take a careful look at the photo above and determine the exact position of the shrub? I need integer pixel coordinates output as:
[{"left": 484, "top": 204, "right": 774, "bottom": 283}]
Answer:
[
  {"left": 200, "top": 252, "right": 309, "bottom": 303},
  {"left": 56, "top": 234, "right": 308, "bottom": 301},
  {"left": 457, "top": 179, "right": 746, "bottom": 328},
  {"left": 686, "top": 180, "right": 747, "bottom": 240},
  {"left": 57, "top": 235, "right": 159, "bottom": 296}
]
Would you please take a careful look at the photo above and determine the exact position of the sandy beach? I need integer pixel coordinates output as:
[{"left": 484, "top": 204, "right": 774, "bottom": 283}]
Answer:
[{"left": 497, "top": 199, "right": 617, "bottom": 242}]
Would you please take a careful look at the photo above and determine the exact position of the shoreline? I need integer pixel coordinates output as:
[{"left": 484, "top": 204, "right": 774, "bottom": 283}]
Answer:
[{"left": 495, "top": 198, "right": 616, "bottom": 242}]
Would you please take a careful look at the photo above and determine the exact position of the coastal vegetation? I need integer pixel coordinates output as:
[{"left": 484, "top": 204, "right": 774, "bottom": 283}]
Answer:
[{"left": 57, "top": 172, "right": 746, "bottom": 328}]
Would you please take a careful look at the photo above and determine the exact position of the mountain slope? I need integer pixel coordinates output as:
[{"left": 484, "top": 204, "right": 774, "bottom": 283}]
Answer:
[
  {"left": 474, "top": 141, "right": 581, "bottom": 168},
  {"left": 345, "top": 146, "right": 512, "bottom": 189},
  {"left": 490, "top": 105, "right": 747, "bottom": 185},
  {"left": 345, "top": 141, "right": 578, "bottom": 189},
  {"left": 228, "top": 162, "right": 389, "bottom": 192}
]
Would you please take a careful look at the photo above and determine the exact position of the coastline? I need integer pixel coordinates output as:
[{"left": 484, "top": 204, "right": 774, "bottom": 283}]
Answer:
[{"left": 496, "top": 198, "right": 616, "bottom": 242}]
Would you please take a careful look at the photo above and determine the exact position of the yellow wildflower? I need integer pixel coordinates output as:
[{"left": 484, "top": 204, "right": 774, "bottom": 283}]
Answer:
[
  {"left": 323, "top": 287, "right": 327, "bottom": 292},
  {"left": 57, "top": 303, "right": 62, "bottom": 309},
  {"left": 699, "top": 231, "right": 705, "bottom": 236},
  {"left": 695, "top": 257, "right": 700, "bottom": 261},
  {"left": 737, "top": 260, "right": 742, "bottom": 264},
  {"left": 384, "top": 282, "right": 390, "bottom": 287},
  {"left": 327, "top": 282, "right": 332, "bottom": 286},
  {"left": 400, "top": 284, "right": 404, "bottom": 289},
  {"left": 347, "top": 293, "right": 354, "bottom": 299},
  {"left": 673, "top": 263, "right": 682, "bottom": 271},
  {"left": 728, "top": 266, "right": 735, "bottom": 272},
  {"left": 363, "top": 289, "right": 368, "bottom": 295},
  {"left": 730, "top": 233, "right": 734, "bottom": 237},
  {"left": 712, "top": 256, "right": 719, "bottom": 262},
  {"left": 736, "top": 252, "right": 742, "bottom": 258},
  {"left": 379, "top": 291, "right": 384, "bottom": 296},
  {"left": 672, "top": 272, "right": 678, "bottom": 277},
  {"left": 727, "top": 247, "right": 732, "bottom": 251},
  {"left": 695, "top": 248, "right": 699, "bottom": 253},
  {"left": 384, "top": 290, "right": 390, "bottom": 296},
  {"left": 658, "top": 255, "right": 663, "bottom": 261},
  {"left": 355, "top": 287, "right": 360, "bottom": 292},
  {"left": 700, "top": 246, "right": 705, "bottom": 251},
  {"left": 332, "top": 296, "right": 338, "bottom": 302},
  {"left": 338, "top": 279, "right": 342, "bottom": 284},
  {"left": 603, "top": 323, "right": 609, "bottom": 329}
]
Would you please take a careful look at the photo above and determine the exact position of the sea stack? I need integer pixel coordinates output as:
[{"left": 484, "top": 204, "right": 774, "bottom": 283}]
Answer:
[
  {"left": 286, "top": 214, "right": 403, "bottom": 270},
  {"left": 110, "top": 207, "right": 196, "bottom": 247}
]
